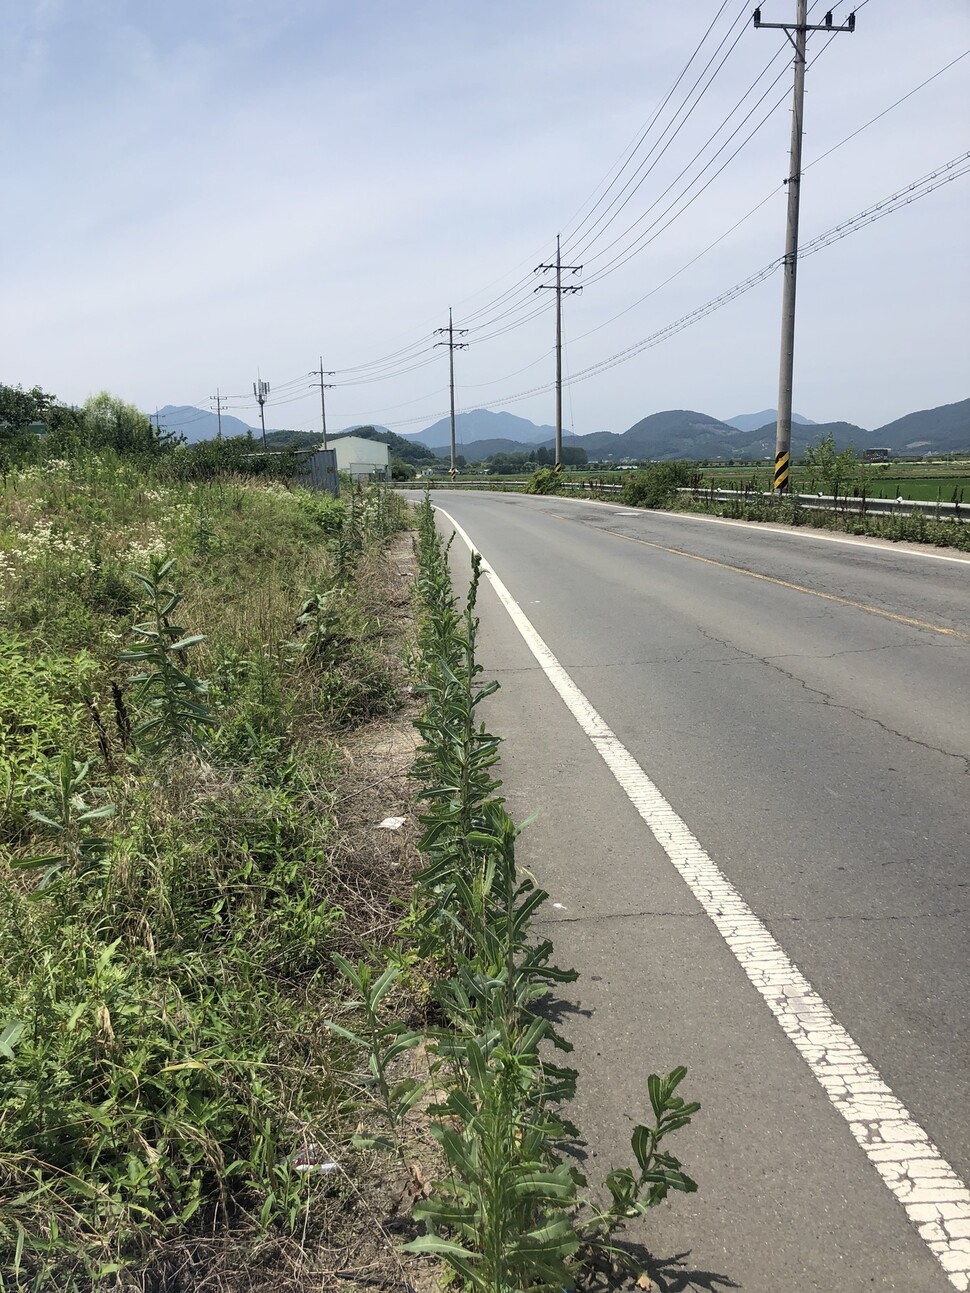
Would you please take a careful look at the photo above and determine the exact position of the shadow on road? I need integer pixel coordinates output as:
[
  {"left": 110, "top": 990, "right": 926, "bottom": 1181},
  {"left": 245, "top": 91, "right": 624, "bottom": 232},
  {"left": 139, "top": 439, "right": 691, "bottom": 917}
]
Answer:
[
  {"left": 643, "top": 1248, "right": 741, "bottom": 1293},
  {"left": 582, "top": 1242, "right": 741, "bottom": 1292}
]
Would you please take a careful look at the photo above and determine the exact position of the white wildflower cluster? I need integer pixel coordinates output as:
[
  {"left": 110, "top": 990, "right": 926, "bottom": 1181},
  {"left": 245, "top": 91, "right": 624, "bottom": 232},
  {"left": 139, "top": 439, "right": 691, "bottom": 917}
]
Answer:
[
  {"left": 126, "top": 535, "right": 168, "bottom": 564},
  {"left": 4, "top": 520, "right": 96, "bottom": 573},
  {"left": 17, "top": 458, "right": 73, "bottom": 484}
]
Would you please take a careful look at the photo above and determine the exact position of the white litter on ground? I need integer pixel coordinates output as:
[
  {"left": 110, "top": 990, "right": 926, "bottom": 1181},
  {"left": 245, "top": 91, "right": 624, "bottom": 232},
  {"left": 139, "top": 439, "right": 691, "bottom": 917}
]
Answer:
[{"left": 376, "top": 816, "right": 406, "bottom": 830}]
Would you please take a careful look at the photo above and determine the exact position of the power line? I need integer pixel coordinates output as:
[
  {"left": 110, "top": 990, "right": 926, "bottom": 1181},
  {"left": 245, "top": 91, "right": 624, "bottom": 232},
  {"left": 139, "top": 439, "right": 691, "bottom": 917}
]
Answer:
[
  {"left": 323, "top": 5, "right": 760, "bottom": 367},
  {"left": 567, "top": 4, "right": 755, "bottom": 262},
  {"left": 575, "top": 45, "right": 970, "bottom": 341},
  {"left": 557, "top": 153, "right": 969, "bottom": 394},
  {"left": 561, "top": 0, "right": 747, "bottom": 257},
  {"left": 804, "top": 47, "right": 970, "bottom": 176},
  {"left": 375, "top": 151, "right": 967, "bottom": 429},
  {"left": 576, "top": 14, "right": 855, "bottom": 286}
]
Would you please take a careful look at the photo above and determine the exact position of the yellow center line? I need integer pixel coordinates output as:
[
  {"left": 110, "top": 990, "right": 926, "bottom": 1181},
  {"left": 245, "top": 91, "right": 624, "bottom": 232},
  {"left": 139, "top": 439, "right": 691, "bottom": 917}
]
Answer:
[{"left": 594, "top": 524, "right": 970, "bottom": 642}]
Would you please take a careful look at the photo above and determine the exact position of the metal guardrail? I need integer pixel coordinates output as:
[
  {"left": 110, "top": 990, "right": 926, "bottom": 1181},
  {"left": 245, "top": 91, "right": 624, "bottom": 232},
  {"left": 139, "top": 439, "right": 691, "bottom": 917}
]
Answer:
[
  {"left": 682, "top": 488, "right": 965, "bottom": 519},
  {"left": 403, "top": 478, "right": 623, "bottom": 491},
  {"left": 399, "top": 479, "right": 964, "bottom": 519}
]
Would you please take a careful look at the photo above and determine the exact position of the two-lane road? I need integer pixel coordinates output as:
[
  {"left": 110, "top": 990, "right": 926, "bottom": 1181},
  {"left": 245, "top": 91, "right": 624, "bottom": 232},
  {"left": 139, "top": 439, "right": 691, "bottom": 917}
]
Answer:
[{"left": 409, "top": 490, "right": 970, "bottom": 1291}]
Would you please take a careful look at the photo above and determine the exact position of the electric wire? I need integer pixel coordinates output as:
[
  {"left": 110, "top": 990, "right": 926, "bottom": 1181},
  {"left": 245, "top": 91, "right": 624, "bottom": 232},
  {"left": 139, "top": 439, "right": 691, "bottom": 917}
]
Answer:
[
  {"left": 559, "top": 0, "right": 744, "bottom": 255},
  {"left": 328, "top": 3, "right": 758, "bottom": 363},
  {"left": 373, "top": 152, "right": 968, "bottom": 427},
  {"left": 566, "top": 4, "right": 755, "bottom": 261},
  {"left": 182, "top": 0, "right": 947, "bottom": 431}
]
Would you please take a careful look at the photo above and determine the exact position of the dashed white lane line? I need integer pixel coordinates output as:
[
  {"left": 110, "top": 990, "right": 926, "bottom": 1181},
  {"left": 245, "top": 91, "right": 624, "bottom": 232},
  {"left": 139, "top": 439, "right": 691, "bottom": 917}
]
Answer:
[{"left": 436, "top": 503, "right": 970, "bottom": 1291}]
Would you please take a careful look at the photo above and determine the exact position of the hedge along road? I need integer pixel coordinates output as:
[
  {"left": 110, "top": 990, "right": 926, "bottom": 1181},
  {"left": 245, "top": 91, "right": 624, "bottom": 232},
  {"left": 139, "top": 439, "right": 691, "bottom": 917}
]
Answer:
[{"left": 404, "top": 490, "right": 970, "bottom": 1292}]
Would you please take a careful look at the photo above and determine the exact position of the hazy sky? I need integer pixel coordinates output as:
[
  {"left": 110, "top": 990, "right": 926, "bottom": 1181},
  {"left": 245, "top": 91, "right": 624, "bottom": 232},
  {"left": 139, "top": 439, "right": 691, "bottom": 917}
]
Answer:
[{"left": 3, "top": 0, "right": 968, "bottom": 436}]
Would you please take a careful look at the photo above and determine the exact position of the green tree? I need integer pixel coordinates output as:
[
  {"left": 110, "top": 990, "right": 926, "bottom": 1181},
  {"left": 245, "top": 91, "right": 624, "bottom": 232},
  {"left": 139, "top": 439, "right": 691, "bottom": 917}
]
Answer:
[
  {"left": 0, "top": 383, "right": 55, "bottom": 428},
  {"left": 390, "top": 456, "right": 416, "bottom": 481},
  {"left": 561, "top": 446, "right": 587, "bottom": 467},
  {"left": 486, "top": 452, "right": 534, "bottom": 475},
  {"left": 801, "top": 433, "right": 858, "bottom": 496},
  {"left": 621, "top": 461, "right": 697, "bottom": 509},
  {"left": 535, "top": 445, "right": 586, "bottom": 467},
  {"left": 0, "top": 383, "right": 82, "bottom": 469},
  {"left": 80, "top": 392, "right": 180, "bottom": 455}
]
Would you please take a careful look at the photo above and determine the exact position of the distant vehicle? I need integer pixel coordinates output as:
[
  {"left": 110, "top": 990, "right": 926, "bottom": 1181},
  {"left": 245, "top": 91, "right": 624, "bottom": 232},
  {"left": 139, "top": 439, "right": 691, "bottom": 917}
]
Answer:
[{"left": 862, "top": 447, "right": 892, "bottom": 462}]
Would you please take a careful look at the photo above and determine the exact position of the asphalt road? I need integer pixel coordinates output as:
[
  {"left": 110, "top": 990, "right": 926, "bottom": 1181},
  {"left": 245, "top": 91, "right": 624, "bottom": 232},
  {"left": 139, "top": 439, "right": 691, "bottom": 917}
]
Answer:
[{"left": 407, "top": 490, "right": 970, "bottom": 1292}]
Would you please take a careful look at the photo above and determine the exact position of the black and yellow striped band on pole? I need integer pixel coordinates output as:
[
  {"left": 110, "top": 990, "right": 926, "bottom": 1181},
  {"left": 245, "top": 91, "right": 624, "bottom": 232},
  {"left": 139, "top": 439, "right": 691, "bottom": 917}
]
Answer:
[
  {"left": 554, "top": 461, "right": 563, "bottom": 474},
  {"left": 774, "top": 450, "right": 790, "bottom": 492}
]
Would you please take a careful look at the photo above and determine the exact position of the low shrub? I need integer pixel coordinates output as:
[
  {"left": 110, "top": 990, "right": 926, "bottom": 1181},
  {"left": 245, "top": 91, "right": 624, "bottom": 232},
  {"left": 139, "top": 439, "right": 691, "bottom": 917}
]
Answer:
[
  {"left": 622, "top": 461, "right": 699, "bottom": 508},
  {"left": 526, "top": 467, "right": 561, "bottom": 495}
]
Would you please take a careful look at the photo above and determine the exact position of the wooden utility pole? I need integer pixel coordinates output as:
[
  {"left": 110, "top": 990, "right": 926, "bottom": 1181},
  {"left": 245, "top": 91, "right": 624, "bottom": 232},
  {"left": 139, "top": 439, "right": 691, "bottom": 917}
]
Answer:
[
  {"left": 536, "top": 235, "right": 582, "bottom": 473},
  {"left": 755, "top": 3, "right": 856, "bottom": 492},
  {"left": 210, "top": 388, "right": 225, "bottom": 439},
  {"left": 434, "top": 308, "right": 468, "bottom": 479}
]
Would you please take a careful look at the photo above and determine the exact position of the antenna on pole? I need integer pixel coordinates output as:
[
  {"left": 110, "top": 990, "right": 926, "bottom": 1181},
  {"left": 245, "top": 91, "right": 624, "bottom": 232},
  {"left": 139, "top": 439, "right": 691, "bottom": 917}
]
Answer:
[{"left": 253, "top": 373, "right": 270, "bottom": 449}]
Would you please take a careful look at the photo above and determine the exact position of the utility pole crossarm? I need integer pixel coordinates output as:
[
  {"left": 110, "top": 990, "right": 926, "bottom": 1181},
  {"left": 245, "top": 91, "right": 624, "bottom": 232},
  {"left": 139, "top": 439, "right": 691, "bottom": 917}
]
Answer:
[
  {"left": 434, "top": 308, "right": 469, "bottom": 478},
  {"left": 753, "top": 6, "right": 856, "bottom": 32}
]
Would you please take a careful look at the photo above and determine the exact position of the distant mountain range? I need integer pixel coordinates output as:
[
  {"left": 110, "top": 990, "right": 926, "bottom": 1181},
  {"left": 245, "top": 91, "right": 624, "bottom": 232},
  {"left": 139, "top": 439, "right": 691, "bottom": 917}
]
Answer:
[
  {"left": 416, "top": 400, "right": 969, "bottom": 462},
  {"left": 724, "top": 409, "right": 818, "bottom": 433},
  {"left": 157, "top": 398, "right": 969, "bottom": 462},
  {"left": 157, "top": 405, "right": 255, "bottom": 443},
  {"left": 411, "top": 409, "right": 558, "bottom": 448}
]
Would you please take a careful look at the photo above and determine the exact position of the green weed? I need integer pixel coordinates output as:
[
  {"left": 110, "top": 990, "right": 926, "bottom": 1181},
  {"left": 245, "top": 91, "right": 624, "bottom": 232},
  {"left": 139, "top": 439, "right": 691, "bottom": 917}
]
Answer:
[
  {"left": 0, "top": 455, "right": 412, "bottom": 1286},
  {"left": 387, "top": 495, "right": 699, "bottom": 1289}
]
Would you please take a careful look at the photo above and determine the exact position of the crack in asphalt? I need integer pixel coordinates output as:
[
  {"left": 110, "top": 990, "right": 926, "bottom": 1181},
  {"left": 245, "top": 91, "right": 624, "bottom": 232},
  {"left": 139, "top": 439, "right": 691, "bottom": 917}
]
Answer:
[
  {"left": 763, "top": 642, "right": 906, "bottom": 663},
  {"left": 532, "top": 908, "right": 702, "bottom": 926},
  {"left": 771, "top": 909, "right": 966, "bottom": 921},
  {"left": 534, "top": 906, "right": 965, "bottom": 927},
  {"left": 693, "top": 623, "right": 970, "bottom": 778}
]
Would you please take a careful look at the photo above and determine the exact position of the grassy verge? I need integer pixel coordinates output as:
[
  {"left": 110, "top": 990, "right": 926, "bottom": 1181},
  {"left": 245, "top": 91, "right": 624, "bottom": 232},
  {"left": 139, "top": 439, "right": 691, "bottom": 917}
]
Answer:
[
  {"left": 447, "top": 462, "right": 970, "bottom": 551},
  {"left": 0, "top": 454, "right": 415, "bottom": 1289},
  {"left": 673, "top": 487, "right": 970, "bottom": 551}
]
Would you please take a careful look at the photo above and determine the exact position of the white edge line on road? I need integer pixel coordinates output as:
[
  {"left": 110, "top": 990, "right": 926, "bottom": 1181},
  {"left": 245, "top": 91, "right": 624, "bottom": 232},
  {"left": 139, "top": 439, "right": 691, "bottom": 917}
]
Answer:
[
  {"left": 435, "top": 502, "right": 970, "bottom": 1291},
  {"left": 547, "top": 492, "right": 970, "bottom": 565}
]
